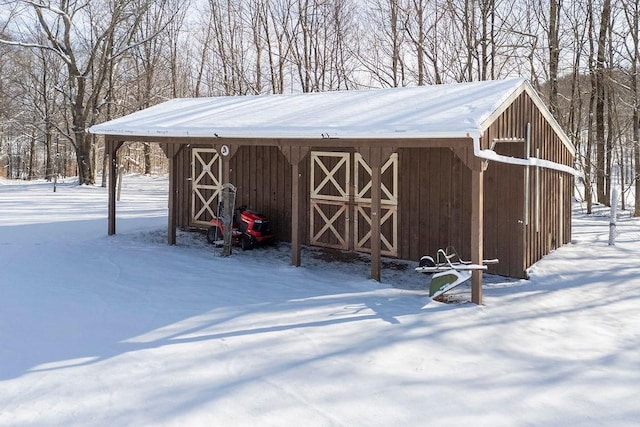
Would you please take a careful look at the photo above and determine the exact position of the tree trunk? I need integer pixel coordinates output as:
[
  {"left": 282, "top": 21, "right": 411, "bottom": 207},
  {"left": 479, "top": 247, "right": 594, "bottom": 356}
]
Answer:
[
  {"left": 626, "top": 1, "right": 640, "bottom": 216},
  {"left": 596, "top": 0, "right": 611, "bottom": 205},
  {"left": 144, "top": 143, "right": 151, "bottom": 174},
  {"left": 390, "top": 0, "right": 401, "bottom": 87},
  {"left": 416, "top": 0, "right": 425, "bottom": 85},
  {"left": 584, "top": 0, "right": 597, "bottom": 214},
  {"left": 605, "top": 86, "right": 614, "bottom": 204},
  {"left": 548, "top": 0, "right": 561, "bottom": 117},
  {"left": 75, "top": 131, "right": 94, "bottom": 185},
  {"left": 619, "top": 143, "right": 626, "bottom": 210},
  {"left": 464, "top": 0, "right": 475, "bottom": 81},
  {"left": 635, "top": 106, "right": 640, "bottom": 217},
  {"left": 44, "top": 126, "right": 53, "bottom": 182},
  {"left": 28, "top": 132, "right": 36, "bottom": 180}
]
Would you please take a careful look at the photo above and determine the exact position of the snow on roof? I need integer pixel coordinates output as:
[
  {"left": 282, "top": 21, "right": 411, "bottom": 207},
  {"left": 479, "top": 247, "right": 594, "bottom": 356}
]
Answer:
[{"left": 90, "top": 79, "right": 567, "bottom": 147}]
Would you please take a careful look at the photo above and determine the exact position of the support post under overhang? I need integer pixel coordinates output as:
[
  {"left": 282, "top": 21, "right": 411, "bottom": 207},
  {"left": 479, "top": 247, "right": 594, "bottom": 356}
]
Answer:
[
  {"left": 166, "top": 144, "right": 184, "bottom": 245},
  {"left": 107, "top": 138, "right": 123, "bottom": 236},
  {"left": 471, "top": 168, "right": 484, "bottom": 305},
  {"left": 279, "top": 145, "right": 310, "bottom": 267}
]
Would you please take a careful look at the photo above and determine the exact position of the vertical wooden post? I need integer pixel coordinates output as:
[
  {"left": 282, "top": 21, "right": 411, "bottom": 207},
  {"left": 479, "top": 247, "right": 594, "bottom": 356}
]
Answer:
[
  {"left": 370, "top": 149, "right": 382, "bottom": 281},
  {"left": 471, "top": 168, "right": 484, "bottom": 304},
  {"left": 107, "top": 139, "right": 123, "bottom": 236},
  {"left": 356, "top": 146, "right": 395, "bottom": 282},
  {"left": 168, "top": 146, "right": 179, "bottom": 245},
  {"left": 215, "top": 144, "right": 238, "bottom": 255},
  {"left": 216, "top": 143, "right": 237, "bottom": 186},
  {"left": 222, "top": 152, "right": 230, "bottom": 185},
  {"left": 291, "top": 160, "right": 301, "bottom": 266},
  {"left": 223, "top": 159, "right": 230, "bottom": 185},
  {"left": 279, "top": 145, "right": 309, "bottom": 267},
  {"left": 215, "top": 144, "right": 240, "bottom": 184}
]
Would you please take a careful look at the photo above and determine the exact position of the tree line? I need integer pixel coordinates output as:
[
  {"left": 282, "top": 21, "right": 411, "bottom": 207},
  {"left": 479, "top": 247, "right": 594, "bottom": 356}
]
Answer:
[{"left": 0, "top": 0, "right": 638, "bottom": 215}]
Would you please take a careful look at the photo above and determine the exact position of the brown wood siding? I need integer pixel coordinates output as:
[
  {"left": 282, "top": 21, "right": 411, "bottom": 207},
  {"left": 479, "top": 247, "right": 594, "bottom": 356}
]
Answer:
[
  {"left": 398, "top": 148, "right": 471, "bottom": 263},
  {"left": 397, "top": 146, "right": 524, "bottom": 275},
  {"left": 484, "top": 142, "right": 526, "bottom": 277},
  {"left": 229, "top": 145, "right": 308, "bottom": 244},
  {"left": 483, "top": 91, "right": 574, "bottom": 277},
  {"left": 175, "top": 144, "right": 313, "bottom": 245},
  {"left": 176, "top": 145, "right": 308, "bottom": 245}
]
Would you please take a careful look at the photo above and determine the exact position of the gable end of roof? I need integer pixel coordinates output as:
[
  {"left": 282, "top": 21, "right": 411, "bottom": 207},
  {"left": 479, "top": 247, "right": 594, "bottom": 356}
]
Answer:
[{"left": 479, "top": 81, "right": 575, "bottom": 156}]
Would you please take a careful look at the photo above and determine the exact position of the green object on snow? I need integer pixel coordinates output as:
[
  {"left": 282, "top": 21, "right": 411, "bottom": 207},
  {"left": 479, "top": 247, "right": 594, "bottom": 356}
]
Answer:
[{"left": 429, "top": 270, "right": 472, "bottom": 298}]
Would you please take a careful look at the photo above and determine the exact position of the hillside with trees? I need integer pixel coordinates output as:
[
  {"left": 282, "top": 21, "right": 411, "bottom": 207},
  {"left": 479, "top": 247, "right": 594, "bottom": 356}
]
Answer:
[{"left": 0, "top": 0, "right": 638, "bottom": 214}]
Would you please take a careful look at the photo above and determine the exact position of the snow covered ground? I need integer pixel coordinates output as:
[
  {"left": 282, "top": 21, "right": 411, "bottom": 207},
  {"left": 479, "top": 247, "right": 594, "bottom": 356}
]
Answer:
[{"left": 1, "top": 175, "right": 639, "bottom": 426}]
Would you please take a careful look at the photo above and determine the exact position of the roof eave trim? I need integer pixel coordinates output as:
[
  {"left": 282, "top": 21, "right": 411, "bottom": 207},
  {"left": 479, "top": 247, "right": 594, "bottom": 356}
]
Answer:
[{"left": 88, "top": 128, "right": 479, "bottom": 141}]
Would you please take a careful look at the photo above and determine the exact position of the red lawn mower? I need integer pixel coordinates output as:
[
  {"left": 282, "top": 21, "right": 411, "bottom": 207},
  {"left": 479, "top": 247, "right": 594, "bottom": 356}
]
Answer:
[{"left": 206, "top": 206, "right": 274, "bottom": 250}]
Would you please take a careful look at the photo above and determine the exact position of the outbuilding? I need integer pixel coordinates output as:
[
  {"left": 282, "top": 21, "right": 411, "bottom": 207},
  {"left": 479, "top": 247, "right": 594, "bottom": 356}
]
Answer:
[{"left": 90, "top": 78, "right": 575, "bottom": 304}]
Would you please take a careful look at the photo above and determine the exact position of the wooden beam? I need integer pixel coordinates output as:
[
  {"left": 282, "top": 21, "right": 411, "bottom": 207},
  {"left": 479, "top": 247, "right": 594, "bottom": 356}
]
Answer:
[
  {"left": 107, "top": 138, "right": 123, "bottom": 236},
  {"left": 279, "top": 146, "right": 310, "bottom": 267},
  {"left": 291, "top": 161, "right": 302, "bottom": 266},
  {"left": 357, "top": 146, "right": 394, "bottom": 282},
  {"left": 453, "top": 142, "right": 486, "bottom": 302},
  {"left": 471, "top": 168, "right": 484, "bottom": 304},
  {"left": 158, "top": 142, "right": 170, "bottom": 157},
  {"left": 451, "top": 146, "right": 486, "bottom": 172},
  {"left": 216, "top": 144, "right": 239, "bottom": 185},
  {"left": 279, "top": 145, "right": 310, "bottom": 165},
  {"left": 167, "top": 145, "right": 183, "bottom": 245},
  {"left": 370, "top": 149, "right": 382, "bottom": 281},
  {"left": 94, "top": 134, "right": 471, "bottom": 150}
]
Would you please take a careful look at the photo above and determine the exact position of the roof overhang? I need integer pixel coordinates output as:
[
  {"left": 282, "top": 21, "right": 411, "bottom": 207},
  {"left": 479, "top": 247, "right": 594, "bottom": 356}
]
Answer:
[
  {"left": 90, "top": 78, "right": 574, "bottom": 159},
  {"left": 90, "top": 79, "right": 522, "bottom": 143}
]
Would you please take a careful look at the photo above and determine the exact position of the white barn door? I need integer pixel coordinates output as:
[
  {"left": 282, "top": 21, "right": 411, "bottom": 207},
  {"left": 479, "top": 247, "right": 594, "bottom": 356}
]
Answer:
[
  {"left": 310, "top": 151, "right": 398, "bottom": 257},
  {"left": 310, "top": 152, "right": 351, "bottom": 249},
  {"left": 354, "top": 153, "right": 398, "bottom": 257},
  {"left": 191, "top": 148, "right": 222, "bottom": 226}
]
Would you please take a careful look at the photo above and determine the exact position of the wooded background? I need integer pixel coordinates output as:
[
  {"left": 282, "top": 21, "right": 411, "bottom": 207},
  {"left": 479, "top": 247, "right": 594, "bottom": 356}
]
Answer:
[{"left": 0, "top": 0, "right": 638, "bottom": 215}]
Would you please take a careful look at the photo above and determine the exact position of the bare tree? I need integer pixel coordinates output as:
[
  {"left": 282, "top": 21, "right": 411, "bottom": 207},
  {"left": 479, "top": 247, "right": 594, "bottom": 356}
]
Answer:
[
  {"left": 130, "top": 0, "right": 177, "bottom": 174},
  {"left": 619, "top": 0, "right": 640, "bottom": 215},
  {"left": 360, "top": 0, "right": 407, "bottom": 87},
  {"left": 0, "top": 1, "right": 156, "bottom": 184},
  {"left": 26, "top": 48, "right": 62, "bottom": 181},
  {"left": 1, "top": 0, "right": 639, "bottom": 223},
  {"left": 584, "top": 0, "right": 597, "bottom": 213},
  {"left": 259, "top": 0, "right": 291, "bottom": 94},
  {"left": 563, "top": 0, "right": 588, "bottom": 195},
  {"left": 595, "top": 0, "right": 612, "bottom": 205},
  {"left": 445, "top": 0, "right": 503, "bottom": 82},
  {"left": 274, "top": 0, "right": 357, "bottom": 92},
  {"left": 403, "top": 0, "right": 447, "bottom": 85},
  {"left": 547, "top": 0, "right": 562, "bottom": 116}
]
